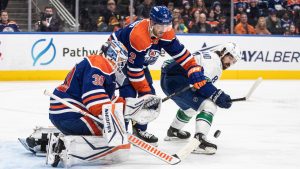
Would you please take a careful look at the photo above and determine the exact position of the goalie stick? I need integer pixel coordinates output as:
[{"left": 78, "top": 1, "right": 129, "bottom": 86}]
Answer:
[
  {"left": 230, "top": 77, "right": 263, "bottom": 102},
  {"left": 43, "top": 90, "right": 181, "bottom": 165}
]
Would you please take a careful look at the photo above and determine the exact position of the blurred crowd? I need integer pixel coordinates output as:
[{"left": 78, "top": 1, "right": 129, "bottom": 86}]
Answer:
[
  {"left": 1, "top": 0, "right": 300, "bottom": 35},
  {"left": 78, "top": 0, "right": 300, "bottom": 35}
]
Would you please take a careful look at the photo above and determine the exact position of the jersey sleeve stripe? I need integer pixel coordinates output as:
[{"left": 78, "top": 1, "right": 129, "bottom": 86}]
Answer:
[
  {"left": 50, "top": 98, "right": 85, "bottom": 108},
  {"left": 83, "top": 94, "right": 109, "bottom": 105},
  {"left": 128, "top": 76, "right": 145, "bottom": 82},
  {"left": 50, "top": 104, "right": 67, "bottom": 109},
  {"left": 174, "top": 50, "right": 190, "bottom": 64},
  {"left": 127, "top": 71, "right": 145, "bottom": 77},
  {"left": 127, "top": 66, "right": 143, "bottom": 72},
  {"left": 49, "top": 109, "right": 78, "bottom": 114},
  {"left": 172, "top": 48, "right": 187, "bottom": 59},
  {"left": 86, "top": 99, "right": 111, "bottom": 110},
  {"left": 82, "top": 89, "right": 106, "bottom": 98},
  {"left": 182, "top": 56, "right": 198, "bottom": 70},
  {"left": 180, "top": 55, "right": 193, "bottom": 67}
]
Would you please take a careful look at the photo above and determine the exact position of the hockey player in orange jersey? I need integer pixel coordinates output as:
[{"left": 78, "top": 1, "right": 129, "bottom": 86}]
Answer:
[{"left": 109, "top": 6, "right": 207, "bottom": 145}]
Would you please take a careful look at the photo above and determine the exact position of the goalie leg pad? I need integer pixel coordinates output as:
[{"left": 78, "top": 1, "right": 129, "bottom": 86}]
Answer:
[
  {"left": 102, "top": 103, "right": 128, "bottom": 147},
  {"left": 48, "top": 135, "right": 130, "bottom": 168}
]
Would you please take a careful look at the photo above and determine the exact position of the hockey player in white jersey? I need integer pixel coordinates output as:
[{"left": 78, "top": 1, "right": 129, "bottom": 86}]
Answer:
[{"left": 160, "top": 42, "right": 241, "bottom": 154}]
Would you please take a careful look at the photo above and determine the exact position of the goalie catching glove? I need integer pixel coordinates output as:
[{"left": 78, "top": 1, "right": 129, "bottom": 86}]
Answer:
[{"left": 124, "top": 95, "right": 162, "bottom": 125}]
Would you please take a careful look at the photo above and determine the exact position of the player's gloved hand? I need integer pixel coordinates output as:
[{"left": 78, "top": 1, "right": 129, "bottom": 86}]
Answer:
[
  {"left": 143, "top": 95, "right": 162, "bottom": 110},
  {"left": 211, "top": 89, "right": 232, "bottom": 109},
  {"left": 187, "top": 66, "right": 206, "bottom": 89},
  {"left": 124, "top": 95, "right": 161, "bottom": 124}
]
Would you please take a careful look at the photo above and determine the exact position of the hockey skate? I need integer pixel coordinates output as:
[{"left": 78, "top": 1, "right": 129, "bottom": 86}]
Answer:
[
  {"left": 46, "top": 133, "right": 66, "bottom": 167},
  {"left": 193, "top": 133, "right": 217, "bottom": 155},
  {"left": 132, "top": 127, "right": 158, "bottom": 146},
  {"left": 18, "top": 126, "right": 60, "bottom": 156},
  {"left": 164, "top": 126, "right": 191, "bottom": 141}
]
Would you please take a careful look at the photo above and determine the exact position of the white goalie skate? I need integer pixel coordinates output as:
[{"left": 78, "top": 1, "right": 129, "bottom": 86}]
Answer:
[
  {"left": 18, "top": 126, "right": 61, "bottom": 156},
  {"left": 46, "top": 133, "right": 66, "bottom": 167}
]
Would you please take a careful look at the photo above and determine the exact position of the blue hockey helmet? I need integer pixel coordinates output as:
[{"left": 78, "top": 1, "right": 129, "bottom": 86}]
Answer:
[
  {"left": 150, "top": 6, "right": 172, "bottom": 25},
  {"left": 101, "top": 40, "right": 128, "bottom": 71}
]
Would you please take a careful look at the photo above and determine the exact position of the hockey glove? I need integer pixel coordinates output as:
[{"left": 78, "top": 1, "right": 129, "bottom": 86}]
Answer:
[
  {"left": 187, "top": 66, "right": 206, "bottom": 89},
  {"left": 211, "top": 89, "right": 232, "bottom": 109},
  {"left": 124, "top": 95, "right": 161, "bottom": 124}
]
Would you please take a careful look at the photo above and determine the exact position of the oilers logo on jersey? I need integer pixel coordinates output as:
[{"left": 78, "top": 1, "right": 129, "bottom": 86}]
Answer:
[{"left": 145, "top": 49, "right": 160, "bottom": 65}]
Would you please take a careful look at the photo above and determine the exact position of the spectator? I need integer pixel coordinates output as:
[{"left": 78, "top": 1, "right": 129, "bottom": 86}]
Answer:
[
  {"left": 136, "top": 0, "right": 153, "bottom": 18},
  {"left": 207, "top": 9, "right": 219, "bottom": 28},
  {"left": 284, "top": 24, "right": 297, "bottom": 35},
  {"left": 189, "top": 10, "right": 201, "bottom": 33},
  {"left": 107, "top": 15, "right": 121, "bottom": 32},
  {"left": 246, "top": 0, "right": 260, "bottom": 26},
  {"left": 234, "top": 2, "right": 247, "bottom": 24},
  {"left": 173, "top": 8, "right": 182, "bottom": 20},
  {"left": 96, "top": 16, "right": 108, "bottom": 32},
  {"left": 212, "top": 1, "right": 223, "bottom": 21},
  {"left": 35, "top": 6, "right": 60, "bottom": 32},
  {"left": 79, "top": 8, "right": 95, "bottom": 32},
  {"left": 268, "top": 0, "right": 286, "bottom": 10},
  {"left": 234, "top": 12, "right": 256, "bottom": 34},
  {"left": 295, "top": 9, "right": 300, "bottom": 34},
  {"left": 198, "top": 13, "right": 213, "bottom": 33},
  {"left": 234, "top": 0, "right": 248, "bottom": 9},
  {"left": 266, "top": 9, "right": 284, "bottom": 34},
  {"left": 102, "top": 0, "right": 121, "bottom": 25},
  {"left": 193, "top": 0, "right": 208, "bottom": 15},
  {"left": 214, "top": 14, "right": 230, "bottom": 34},
  {"left": 0, "top": 10, "right": 20, "bottom": 32},
  {"left": 181, "top": 1, "right": 193, "bottom": 25},
  {"left": 167, "top": 2, "right": 175, "bottom": 12},
  {"left": 0, "top": 0, "right": 9, "bottom": 11},
  {"left": 125, "top": 5, "right": 138, "bottom": 26},
  {"left": 281, "top": 10, "right": 293, "bottom": 30},
  {"left": 255, "top": 16, "right": 271, "bottom": 35},
  {"left": 173, "top": 17, "right": 188, "bottom": 33},
  {"left": 287, "top": 0, "right": 300, "bottom": 10}
]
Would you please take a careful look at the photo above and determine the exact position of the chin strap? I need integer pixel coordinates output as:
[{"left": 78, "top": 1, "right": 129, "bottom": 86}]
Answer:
[{"left": 149, "top": 22, "right": 158, "bottom": 38}]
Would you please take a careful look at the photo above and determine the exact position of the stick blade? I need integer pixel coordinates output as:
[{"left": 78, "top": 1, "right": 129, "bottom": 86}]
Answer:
[
  {"left": 174, "top": 138, "right": 200, "bottom": 160},
  {"left": 127, "top": 134, "right": 181, "bottom": 165},
  {"left": 245, "top": 77, "right": 263, "bottom": 100}
]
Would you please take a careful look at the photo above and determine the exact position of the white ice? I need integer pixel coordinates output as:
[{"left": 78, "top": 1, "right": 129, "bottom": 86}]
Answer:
[{"left": 0, "top": 80, "right": 300, "bottom": 169}]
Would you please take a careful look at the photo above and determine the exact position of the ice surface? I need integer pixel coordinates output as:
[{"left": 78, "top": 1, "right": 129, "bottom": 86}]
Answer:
[{"left": 0, "top": 80, "right": 300, "bottom": 169}]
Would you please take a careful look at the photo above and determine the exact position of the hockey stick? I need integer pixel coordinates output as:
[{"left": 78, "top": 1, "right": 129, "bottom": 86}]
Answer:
[
  {"left": 229, "top": 77, "right": 263, "bottom": 102},
  {"left": 162, "top": 85, "right": 191, "bottom": 102},
  {"left": 43, "top": 90, "right": 181, "bottom": 165},
  {"left": 173, "top": 138, "right": 201, "bottom": 160}
]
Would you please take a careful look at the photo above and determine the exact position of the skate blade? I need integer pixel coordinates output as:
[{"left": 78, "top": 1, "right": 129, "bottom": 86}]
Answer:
[
  {"left": 192, "top": 147, "right": 216, "bottom": 155},
  {"left": 18, "top": 138, "right": 31, "bottom": 151},
  {"left": 164, "top": 136, "right": 189, "bottom": 142}
]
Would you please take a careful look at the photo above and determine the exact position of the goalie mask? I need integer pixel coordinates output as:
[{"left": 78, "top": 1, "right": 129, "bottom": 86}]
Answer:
[{"left": 101, "top": 40, "right": 128, "bottom": 72}]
